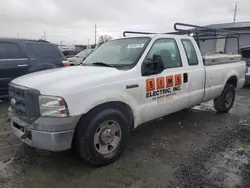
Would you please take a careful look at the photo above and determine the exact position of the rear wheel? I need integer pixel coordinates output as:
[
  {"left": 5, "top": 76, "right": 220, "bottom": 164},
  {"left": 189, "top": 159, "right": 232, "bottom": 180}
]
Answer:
[
  {"left": 214, "top": 84, "right": 236, "bottom": 113},
  {"left": 76, "top": 108, "right": 129, "bottom": 166}
]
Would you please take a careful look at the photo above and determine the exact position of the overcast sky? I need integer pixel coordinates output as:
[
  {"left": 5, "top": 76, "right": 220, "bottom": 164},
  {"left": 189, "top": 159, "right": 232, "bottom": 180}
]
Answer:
[{"left": 1, "top": 0, "right": 250, "bottom": 45}]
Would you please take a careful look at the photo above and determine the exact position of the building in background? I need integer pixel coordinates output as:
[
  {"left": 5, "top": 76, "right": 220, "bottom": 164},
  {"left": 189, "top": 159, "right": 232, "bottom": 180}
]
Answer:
[{"left": 200, "top": 21, "right": 250, "bottom": 55}]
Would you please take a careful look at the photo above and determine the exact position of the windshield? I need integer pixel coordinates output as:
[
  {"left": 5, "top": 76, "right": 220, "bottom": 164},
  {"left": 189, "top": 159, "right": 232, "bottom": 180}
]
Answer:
[
  {"left": 76, "top": 49, "right": 92, "bottom": 58},
  {"left": 83, "top": 37, "right": 150, "bottom": 68}
]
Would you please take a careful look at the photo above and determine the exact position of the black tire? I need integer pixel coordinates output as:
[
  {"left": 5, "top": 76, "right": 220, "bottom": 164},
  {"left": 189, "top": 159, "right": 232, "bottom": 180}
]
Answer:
[
  {"left": 214, "top": 84, "right": 236, "bottom": 113},
  {"left": 76, "top": 108, "right": 129, "bottom": 166}
]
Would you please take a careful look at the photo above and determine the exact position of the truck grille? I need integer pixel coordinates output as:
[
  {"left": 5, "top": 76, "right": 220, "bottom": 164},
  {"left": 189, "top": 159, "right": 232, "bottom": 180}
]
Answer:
[
  {"left": 9, "top": 85, "right": 28, "bottom": 119},
  {"left": 9, "top": 83, "right": 40, "bottom": 123}
]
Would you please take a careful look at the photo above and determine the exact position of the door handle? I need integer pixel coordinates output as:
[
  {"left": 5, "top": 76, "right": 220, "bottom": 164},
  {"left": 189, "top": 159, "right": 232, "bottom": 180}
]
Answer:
[
  {"left": 183, "top": 73, "right": 188, "bottom": 83},
  {"left": 18, "top": 64, "right": 28, "bottom": 67}
]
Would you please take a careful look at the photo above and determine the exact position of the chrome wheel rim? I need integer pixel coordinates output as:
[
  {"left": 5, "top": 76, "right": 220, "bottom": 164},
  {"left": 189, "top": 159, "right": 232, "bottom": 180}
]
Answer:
[
  {"left": 94, "top": 120, "right": 121, "bottom": 155},
  {"left": 225, "top": 91, "right": 234, "bottom": 108}
]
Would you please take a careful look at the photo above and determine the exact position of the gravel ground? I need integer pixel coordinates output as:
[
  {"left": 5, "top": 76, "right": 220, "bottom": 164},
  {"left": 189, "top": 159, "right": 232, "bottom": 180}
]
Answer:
[{"left": 0, "top": 87, "right": 250, "bottom": 188}]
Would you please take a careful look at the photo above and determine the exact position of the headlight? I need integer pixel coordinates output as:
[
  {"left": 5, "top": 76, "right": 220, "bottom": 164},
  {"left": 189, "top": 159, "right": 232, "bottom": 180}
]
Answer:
[{"left": 39, "top": 95, "right": 69, "bottom": 117}]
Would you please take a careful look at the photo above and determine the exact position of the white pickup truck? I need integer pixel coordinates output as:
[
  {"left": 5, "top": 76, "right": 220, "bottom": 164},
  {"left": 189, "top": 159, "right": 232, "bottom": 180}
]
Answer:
[{"left": 8, "top": 31, "right": 246, "bottom": 166}]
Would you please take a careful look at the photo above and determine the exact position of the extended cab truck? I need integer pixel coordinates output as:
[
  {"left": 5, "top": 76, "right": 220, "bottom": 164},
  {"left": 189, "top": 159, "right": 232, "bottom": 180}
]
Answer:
[{"left": 8, "top": 32, "right": 246, "bottom": 166}]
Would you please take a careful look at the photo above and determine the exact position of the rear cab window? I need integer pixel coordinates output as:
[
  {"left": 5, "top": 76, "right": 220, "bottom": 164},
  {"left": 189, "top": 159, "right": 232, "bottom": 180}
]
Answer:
[
  {"left": 0, "top": 42, "right": 27, "bottom": 59},
  {"left": 181, "top": 39, "right": 199, "bottom": 66},
  {"left": 26, "top": 42, "right": 62, "bottom": 58}
]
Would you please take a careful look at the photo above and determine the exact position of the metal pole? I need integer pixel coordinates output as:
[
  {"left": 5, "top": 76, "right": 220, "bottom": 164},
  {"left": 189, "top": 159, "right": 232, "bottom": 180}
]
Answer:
[
  {"left": 237, "top": 37, "right": 240, "bottom": 54},
  {"left": 73, "top": 28, "right": 76, "bottom": 47},
  {"left": 94, "top": 24, "right": 97, "bottom": 46},
  {"left": 224, "top": 36, "right": 228, "bottom": 54},
  {"left": 195, "top": 29, "right": 200, "bottom": 48}
]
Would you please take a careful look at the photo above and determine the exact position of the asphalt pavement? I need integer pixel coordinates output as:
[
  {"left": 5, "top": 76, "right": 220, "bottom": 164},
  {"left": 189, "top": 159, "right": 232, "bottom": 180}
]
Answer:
[{"left": 0, "top": 87, "right": 250, "bottom": 188}]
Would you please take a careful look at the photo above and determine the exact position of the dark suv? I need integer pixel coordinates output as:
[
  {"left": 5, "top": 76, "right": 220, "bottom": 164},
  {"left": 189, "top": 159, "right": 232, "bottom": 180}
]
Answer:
[
  {"left": 240, "top": 47, "right": 250, "bottom": 85},
  {"left": 0, "top": 38, "right": 67, "bottom": 97}
]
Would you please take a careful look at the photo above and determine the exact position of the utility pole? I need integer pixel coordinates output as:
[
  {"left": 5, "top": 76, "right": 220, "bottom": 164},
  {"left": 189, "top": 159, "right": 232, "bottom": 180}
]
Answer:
[
  {"left": 73, "top": 28, "right": 76, "bottom": 47},
  {"left": 44, "top": 30, "right": 46, "bottom": 40},
  {"left": 233, "top": 2, "right": 238, "bottom": 23},
  {"left": 94, "top": 24, "right": 97, "bottom": 46}
]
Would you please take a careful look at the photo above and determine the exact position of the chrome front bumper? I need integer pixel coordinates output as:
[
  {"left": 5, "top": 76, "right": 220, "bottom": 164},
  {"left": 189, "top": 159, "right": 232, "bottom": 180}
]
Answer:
[
  {"left": 11, "top": 123, "right": 74, "bottom": 151},
  {"left": 9, "top": 109, "right": 80, "bottom": 151}
]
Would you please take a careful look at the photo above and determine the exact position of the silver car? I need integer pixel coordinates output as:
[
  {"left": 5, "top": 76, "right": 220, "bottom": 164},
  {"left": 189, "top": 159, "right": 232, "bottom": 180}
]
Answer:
[{"left": 68, "top": 49, "right": 93, "bottom": 65}]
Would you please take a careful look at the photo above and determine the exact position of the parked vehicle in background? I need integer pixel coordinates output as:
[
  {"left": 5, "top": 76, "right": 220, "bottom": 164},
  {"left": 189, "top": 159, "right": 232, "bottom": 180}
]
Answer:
[
  {"left": 62, "top": 50, "right": 81, "bottom": 58},
  {"left": 8, "top": 23, "right": 246, "bottom": 166},
  {"left": 240, "top": 46, "right": 250, "bottom": 84},
  {"left": 0, "top": 38, "right": 67, "bottom": 98},
  {"left": 67, "top": 49, "right": 93, "bottom": 65}
]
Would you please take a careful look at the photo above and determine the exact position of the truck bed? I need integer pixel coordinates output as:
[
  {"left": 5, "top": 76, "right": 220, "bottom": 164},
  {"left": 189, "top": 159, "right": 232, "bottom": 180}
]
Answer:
[{"left": 203, "top": 59, "right": 246, "bottom": 102}]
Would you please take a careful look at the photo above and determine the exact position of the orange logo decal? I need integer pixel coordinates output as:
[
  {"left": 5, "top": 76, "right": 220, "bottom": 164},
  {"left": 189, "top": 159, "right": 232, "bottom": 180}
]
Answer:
[
  {"left": 166, "top": 75, "right": 174, "bottom": 88},
  {"left": 175, "top": 74, "right": 182, "bottom": 86},
  {"left": 146, "top": 78, "right": 155, "bottom": 92},
  {"left": 156, "top": 77, "right": 165, "bottom": 90}
]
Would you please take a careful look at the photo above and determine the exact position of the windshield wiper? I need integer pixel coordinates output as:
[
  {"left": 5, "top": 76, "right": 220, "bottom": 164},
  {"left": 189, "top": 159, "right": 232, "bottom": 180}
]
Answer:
[{"left": 92, "top": 62, "right": 113, "bottom": 68}]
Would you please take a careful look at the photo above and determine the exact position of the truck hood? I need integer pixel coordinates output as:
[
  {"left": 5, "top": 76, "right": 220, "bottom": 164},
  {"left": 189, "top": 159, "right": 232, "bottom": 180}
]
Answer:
[{"left": 12, "top": 66, "right": 124, "bottom": 95}]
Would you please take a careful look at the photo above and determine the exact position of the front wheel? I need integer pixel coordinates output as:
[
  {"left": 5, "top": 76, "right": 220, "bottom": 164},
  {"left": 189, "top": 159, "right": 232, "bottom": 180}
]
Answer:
[
  {"left": 214, "top": 84, "right": 236, "bottom": 113},
  {"left": 76, "top": 109, "right": 129, "bottom": 166}
]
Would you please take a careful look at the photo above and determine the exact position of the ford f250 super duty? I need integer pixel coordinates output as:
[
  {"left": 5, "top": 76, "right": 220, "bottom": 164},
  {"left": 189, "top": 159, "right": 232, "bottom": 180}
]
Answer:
[{"left": 8, "top": 23, "right": 246, "bottom": 166}]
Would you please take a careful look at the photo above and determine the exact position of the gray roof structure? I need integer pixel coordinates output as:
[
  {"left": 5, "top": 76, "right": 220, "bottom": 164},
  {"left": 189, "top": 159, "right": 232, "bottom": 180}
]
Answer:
[{"left": 205, "top": 21, "right": 250, "bottom": 29}]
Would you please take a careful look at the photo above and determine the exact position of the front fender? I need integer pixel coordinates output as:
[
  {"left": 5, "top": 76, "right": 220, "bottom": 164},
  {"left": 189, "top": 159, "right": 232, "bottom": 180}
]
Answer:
[{"left": 65, "top": 89, "right": 140, "bottom": 125}]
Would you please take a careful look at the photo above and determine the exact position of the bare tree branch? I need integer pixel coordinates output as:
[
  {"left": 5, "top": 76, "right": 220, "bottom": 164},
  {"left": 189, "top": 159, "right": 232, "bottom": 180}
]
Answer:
[{"left": 98, "top": 35, "right": 113, "bottom": 45}]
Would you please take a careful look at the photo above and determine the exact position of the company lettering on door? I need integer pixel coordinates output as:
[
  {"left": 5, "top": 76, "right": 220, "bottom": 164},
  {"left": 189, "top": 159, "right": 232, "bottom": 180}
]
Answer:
[{"left": 146, "top": 74, "right": 182, "bottom": 103}]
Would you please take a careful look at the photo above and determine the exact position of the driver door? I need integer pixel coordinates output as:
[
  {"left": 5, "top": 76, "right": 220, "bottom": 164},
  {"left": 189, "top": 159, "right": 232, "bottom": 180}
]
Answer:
[{"left": 138, "top": 38, "right": 189, "bottom": 123}]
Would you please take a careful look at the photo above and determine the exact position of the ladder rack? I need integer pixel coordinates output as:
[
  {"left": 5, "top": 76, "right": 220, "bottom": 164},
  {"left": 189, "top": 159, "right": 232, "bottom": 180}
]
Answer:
[{"left": 123, "top": 22, "right": 241, "bottom": 53}]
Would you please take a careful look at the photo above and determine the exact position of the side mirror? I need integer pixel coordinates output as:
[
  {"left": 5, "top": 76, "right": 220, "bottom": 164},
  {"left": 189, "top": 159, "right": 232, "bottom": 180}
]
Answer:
[{"left": 142, "top": 54, "right": 164, "bottom": 76}]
